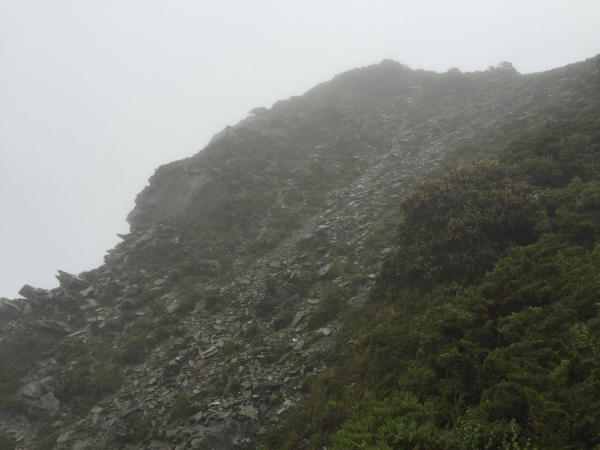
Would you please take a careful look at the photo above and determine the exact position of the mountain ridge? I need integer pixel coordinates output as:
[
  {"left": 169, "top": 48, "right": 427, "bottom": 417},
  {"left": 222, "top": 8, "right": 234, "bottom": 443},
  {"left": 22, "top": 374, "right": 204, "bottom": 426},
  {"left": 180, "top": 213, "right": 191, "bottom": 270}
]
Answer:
[{"left": 1, "top": 55, "right": 599, "bottom": 450}]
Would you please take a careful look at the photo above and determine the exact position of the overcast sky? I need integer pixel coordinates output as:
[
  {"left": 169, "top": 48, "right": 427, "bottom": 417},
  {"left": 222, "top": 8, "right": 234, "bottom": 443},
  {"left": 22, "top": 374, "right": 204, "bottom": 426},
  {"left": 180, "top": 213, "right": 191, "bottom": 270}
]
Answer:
[{"left": 1, "top": 1, "right": 599, "bottom": 299}]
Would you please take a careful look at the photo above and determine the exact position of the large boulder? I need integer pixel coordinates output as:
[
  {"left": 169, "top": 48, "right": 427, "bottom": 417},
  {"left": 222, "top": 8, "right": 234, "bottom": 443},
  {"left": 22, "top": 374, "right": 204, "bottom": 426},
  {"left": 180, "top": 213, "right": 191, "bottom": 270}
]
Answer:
[{"left": 56, "top": 271, "right": 91, "bottom": 291}]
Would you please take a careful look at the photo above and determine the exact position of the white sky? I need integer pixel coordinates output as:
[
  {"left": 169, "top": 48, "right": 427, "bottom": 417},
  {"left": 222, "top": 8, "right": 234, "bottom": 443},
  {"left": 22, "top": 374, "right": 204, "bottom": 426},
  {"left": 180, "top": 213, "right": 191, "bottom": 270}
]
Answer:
[{"left": 1, "top": 1, "right": 599, "bottom": 298}]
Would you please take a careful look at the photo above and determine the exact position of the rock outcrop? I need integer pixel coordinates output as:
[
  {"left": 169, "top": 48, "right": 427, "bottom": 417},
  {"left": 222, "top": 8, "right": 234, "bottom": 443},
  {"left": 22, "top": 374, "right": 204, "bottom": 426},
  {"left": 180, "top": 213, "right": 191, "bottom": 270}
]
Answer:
[{"left": 127, "top": 162, "right": 227, "bottom": 229}]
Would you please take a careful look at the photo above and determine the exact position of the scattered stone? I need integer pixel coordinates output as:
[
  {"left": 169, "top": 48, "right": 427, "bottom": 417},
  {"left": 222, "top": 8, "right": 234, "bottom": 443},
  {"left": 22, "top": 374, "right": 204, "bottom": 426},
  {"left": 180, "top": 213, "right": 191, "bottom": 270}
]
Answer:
[
  {"left": 56, "top": 431, "right": 72, "bottom": 443},
  {"left": 317, "top": 263, "right": 332, "bottom": 277},
  {"left": 34, "top": 319, "right": 73, "bottom": 334},
  {"left": 56, "top": 270, "right": 92, "bottom": 291},
  {"left": 276, "top": 352, "right": 291, "bottom": 364},
  {"left": 18, "top": 284, "right": 42, "bottom": 300},
  {"left": 114, "top": 422, "right": 134, "bottom": 439},
  {"left": 289, "top": 311, "right": 305, "bottom": 327},
  {"left": 80, "top": 286, "right": 95, "bottom": 297},
  {"left": 120, "top": 407, "right": 138, "bottom": 418},
  {"left": 4, "top": 302, "right": 21, "bottom": 314},
  {"left": 251, "top": 346, "right": 267, "bottom": 355},
  {"left": 166, "top": 300, "right": 179, "bottom": 313},
  {"left": 200, "top": 346, "right": 218, "bottom": 358},
  {"left": 39, "top": 392, "right": 60, "bottom": 413},
  {"left": 19, "top": 381, "right": 43, "bottom": 398},
  {"left": 293, "top": 340, "right": 305, "bottom": 351},
  {"left": 324, "top": 199, "right": 338, "bottom": 209},
  {"left": 273, "top": 285, "right": 290, "bottom": 300},
  {"left": 73, "top": 440, "right": 90, "bottom": 450},
  {"left": 66, "top": 330, "right": 86, "bottom": 338},
  {"left": 298, "top": 233, "right": 316, "bottom": 242}
]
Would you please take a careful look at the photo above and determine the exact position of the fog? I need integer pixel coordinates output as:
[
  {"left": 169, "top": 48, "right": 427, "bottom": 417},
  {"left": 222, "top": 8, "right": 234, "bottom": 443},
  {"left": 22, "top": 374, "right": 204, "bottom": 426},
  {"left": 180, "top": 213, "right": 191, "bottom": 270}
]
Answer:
[{"left": 1, "top": 1, "right": 599, "bottom": 298}]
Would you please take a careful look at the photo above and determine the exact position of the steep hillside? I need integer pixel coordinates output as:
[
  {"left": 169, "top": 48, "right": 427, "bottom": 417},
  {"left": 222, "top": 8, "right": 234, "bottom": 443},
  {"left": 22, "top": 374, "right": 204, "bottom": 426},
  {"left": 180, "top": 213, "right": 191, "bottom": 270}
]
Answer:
[{"left": 0, "top": 55, "right": 599, "bottom": 450}]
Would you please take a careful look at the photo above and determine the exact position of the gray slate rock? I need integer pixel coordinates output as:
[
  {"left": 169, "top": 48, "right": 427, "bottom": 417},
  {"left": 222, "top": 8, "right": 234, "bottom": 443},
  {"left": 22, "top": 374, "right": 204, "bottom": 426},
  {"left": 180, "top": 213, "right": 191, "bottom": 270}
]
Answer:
[
  {"left": 56, "top": 270, "right": 91, "bottom": 291},
  {"left": 39, "top": 392, "right": 60, "bottom": 413}
]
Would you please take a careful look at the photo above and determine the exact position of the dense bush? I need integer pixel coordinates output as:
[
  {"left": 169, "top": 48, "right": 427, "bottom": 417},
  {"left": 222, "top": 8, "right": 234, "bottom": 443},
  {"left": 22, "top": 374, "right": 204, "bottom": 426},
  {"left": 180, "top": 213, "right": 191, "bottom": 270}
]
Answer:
[
  {"left": 331, "top": 392, "right": 452, "bottom": 450},
  {"left": 552, "top": 177, "right": 600, "bottom": 245},
  {"left": 385, "top": 161, "right": 551, "bottom": 289}
]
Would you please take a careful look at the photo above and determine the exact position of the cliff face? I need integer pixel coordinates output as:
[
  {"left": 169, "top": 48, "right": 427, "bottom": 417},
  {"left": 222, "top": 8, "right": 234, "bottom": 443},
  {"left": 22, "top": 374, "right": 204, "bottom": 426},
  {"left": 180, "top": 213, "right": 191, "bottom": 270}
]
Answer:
[
  {"left": 127, "top": 162, "right": 227, "bottom": 229},
  {"left": 1, "top": 56, "right": 599, "bottom": 450}
]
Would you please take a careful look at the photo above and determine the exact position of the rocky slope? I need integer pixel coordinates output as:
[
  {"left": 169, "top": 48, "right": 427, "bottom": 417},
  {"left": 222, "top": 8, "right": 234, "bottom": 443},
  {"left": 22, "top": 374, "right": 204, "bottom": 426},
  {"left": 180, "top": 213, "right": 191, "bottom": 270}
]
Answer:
[{"left": 1, "top": 56, "right": 599, "bottom": 450}]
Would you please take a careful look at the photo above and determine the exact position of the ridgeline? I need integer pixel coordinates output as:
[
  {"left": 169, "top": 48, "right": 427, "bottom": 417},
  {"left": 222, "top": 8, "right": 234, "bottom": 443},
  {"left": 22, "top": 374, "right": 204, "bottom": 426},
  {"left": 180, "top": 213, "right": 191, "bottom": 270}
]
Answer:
[{"left": 1, "top": 55, "right": 600, "bottom": 450}]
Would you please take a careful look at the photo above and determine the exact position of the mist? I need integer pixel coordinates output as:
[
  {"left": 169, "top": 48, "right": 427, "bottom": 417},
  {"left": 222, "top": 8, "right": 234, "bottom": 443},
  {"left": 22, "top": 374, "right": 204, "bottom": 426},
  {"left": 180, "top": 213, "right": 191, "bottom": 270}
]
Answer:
[{"left": 1, "top": 0, "right": 599, "bottom": 298}]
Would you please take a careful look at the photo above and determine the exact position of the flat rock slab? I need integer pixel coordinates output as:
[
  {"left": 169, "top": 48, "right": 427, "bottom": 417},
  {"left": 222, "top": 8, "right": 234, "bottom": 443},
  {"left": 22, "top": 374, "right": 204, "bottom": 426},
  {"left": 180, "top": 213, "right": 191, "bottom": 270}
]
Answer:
[
  {"left": 318, "top": 263, "right": 332, "bottom": 277},
  {"left": 40, "top": 392, "right": 60, "bottom": 413},
  {"left": 293, "top": 339, "right": 305, "bottom": 351},
  {"left": 289, "top": 311, "right": 305, "bottom": 328},
  {"left": 19, "top": 381, "right": 43, "bottom": 398},
  {"left": 298, "top": 233, "right": 316, "bottom": 242},
  {"left": 57, "top": 270, "right": 91, "bottom": 291},
  {"left": 166, "top": 300, "right": 180, "bottom": 313},
  {"left": 261, "top": 381, "right": 284, "bottom": 391},
  {"left": 120, "top": 406, "right": 139, "bottom": 418},
  {"left": 73, "top": 440, "right": 90, "bottom": 450},
  {"left": 276, "top": 352, "right": 291, "bottom": 365},
  {"left": 273, "top": 285, "right": 290, "bottom": 300},
  {"left": 18, "top": 284, "right": 43, "bottom": 300},
  {"left": 56, "top": 431, "right": 71, "bottom": 443}
]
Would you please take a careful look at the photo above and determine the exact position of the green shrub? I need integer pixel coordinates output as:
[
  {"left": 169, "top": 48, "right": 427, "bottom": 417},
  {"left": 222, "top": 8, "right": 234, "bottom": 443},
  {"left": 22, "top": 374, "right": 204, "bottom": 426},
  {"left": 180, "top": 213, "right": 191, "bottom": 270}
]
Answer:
[
  {"left": 0, "top": 333, "right": 54, "bottom": 409},
  {"left": 331, "top": 391, "right": 453, "bottom": 450},
  {"left": 60, "top": 362, "right": 92, "bottom": 398},
  {"left": 306, "top": 192, "right": 326, "bottom": 208},
  {"left": 272, "top": 207, "right": 302, "bottom": 232},
  {"left": 169, "top": 396, "right": 199, "bottom": 422},
  {"left": 223, "top": 339, "right": 236, "bottom": 355},
  {"left": 552, "top": 177, "right": 600, "bottom": 245},
  {"left": 92, "top": 342, "right": 117, "bottom": 362},
  {"left": 364, "top": 233, "right": 384, "bottom": 250},
  {"left": 327, "top": 259, "right": 345, "bottom": 279},
  {"left": 307, "top": 284, "right": 344, "bottom": 329},
  {"left": 2, "top": 398, "right": 39, "bottom": 419},
  {"left": 349, "top": 274, "right": 367, "bottom": 286},
  {"left": 363, "top": 250, "right": 378, "bottom": 267},
  {"left": 243, "top": 322, "right": 260, "bottom": 338},
  {"left": 93, "top": 366, "right": 122, "bottom": 395},
  {"left": 34, "top": 431, "right": 59, "bottom": 450},
  {"left": 383, "top": 161, "right": 551, "bottom": 289},
  {"left": 118, "top": 337, "right": 147, "bottom": 365},
  {"left": 134, "top": 414, "right": 155, "bottom": 440},
  {"left": 273, "top": 309, "right": 295, "bottom": 331},
  {"left": 0, "top": 432, "right": 15, "bottom": 450}
]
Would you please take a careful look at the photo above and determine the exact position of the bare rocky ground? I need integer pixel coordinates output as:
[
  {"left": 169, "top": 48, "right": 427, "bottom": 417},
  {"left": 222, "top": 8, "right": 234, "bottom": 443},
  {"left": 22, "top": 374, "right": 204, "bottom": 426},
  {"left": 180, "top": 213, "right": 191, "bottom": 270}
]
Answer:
[
  {"left": 1, "top": 57, "right": 596, "bottom": 450},
  {"left": 0, "top": 120, "right": 514, "bottom": 450}
]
